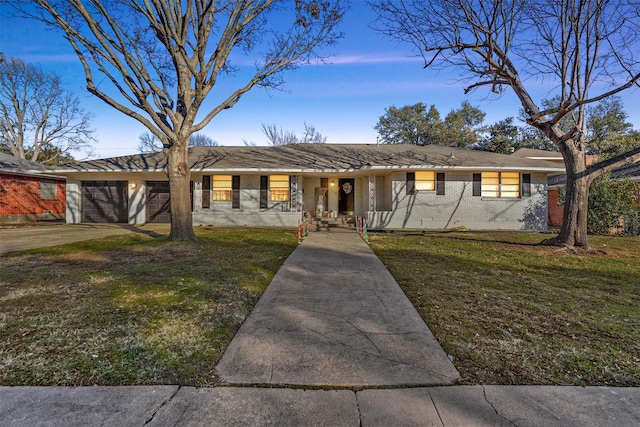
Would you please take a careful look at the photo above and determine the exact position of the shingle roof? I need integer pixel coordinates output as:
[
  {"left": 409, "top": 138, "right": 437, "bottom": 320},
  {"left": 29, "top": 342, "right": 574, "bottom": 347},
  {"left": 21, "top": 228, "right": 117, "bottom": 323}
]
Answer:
[
  {"left": 51, "top": 144, "right": 565, "bottom": 174},
  {"left": 0, "top": 152, "right": 65, "bottom": 178},
  {"left": 511, "top": 148, "right": 563, "bottom": 160},
  {"left": 613, "top": 162, "right": 640, "bottom": 179}
]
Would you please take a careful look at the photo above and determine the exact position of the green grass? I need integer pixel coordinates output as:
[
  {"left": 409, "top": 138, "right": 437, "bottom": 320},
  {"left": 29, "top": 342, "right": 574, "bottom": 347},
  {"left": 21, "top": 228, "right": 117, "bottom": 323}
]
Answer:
[
  {"left": 3, "top": 226, "right": 639, "bottom": 387},
  {"left": 369, "top": 231, "right": 640, "bottom": 386},
  {"left": 0, "top": 227, "right": 297, "bottom": 386}
]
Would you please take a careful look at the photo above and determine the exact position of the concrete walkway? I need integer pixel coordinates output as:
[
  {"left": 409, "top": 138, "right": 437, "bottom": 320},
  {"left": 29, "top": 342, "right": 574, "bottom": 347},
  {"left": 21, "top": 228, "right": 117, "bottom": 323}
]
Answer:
[
  {"left": 1, "top": 228, "right": 640, "bottom": 426},
  {"left": 216, "top": 229, "right": 460, "bottom": 387}
]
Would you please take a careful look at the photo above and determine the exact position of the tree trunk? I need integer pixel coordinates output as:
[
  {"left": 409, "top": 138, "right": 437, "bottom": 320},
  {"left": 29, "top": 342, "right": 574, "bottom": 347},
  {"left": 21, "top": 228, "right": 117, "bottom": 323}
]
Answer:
[
  {"left": 555, "top": 148, "right": 590, "bottom": 247},
  {"left": 166, "top": 140, "right": 196, "bottom": 241}
]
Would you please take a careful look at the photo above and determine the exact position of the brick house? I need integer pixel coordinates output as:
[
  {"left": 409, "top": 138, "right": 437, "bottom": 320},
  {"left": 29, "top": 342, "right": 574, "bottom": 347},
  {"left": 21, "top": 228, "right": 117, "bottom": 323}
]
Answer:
[
  {"left": 0, "top": 153, "right": 66, "bottom": 224},
  {"left": 50, "top": 144, "right": 564, "bottom": 231}
]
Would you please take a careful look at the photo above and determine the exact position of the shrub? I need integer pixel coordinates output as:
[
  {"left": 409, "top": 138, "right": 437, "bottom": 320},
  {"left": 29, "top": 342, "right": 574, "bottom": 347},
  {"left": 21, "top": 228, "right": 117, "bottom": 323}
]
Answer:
[{"left": 587, "top": 173, "right": 640, "bottom": 235}]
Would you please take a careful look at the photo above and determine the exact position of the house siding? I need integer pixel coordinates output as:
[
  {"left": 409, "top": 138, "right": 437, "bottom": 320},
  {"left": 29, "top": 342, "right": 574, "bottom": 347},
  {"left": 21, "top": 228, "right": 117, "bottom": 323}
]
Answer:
[
  {"left": 192, "top": 174, "right": 302, "bottom": 227},
  {"left": 0, "top": 173, "right": 66, "bottom": 223},
  {"left": 54, "top": 145, "right": 564, "bottom": 230},
  {"left": 367, "top": 171, "right": 549, "bottom": 231}
]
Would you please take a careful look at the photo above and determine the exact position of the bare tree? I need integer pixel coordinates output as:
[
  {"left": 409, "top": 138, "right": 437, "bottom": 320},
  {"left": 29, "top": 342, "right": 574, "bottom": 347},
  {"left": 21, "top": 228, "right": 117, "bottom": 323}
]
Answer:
[
  {"left": 138, "top": 131, "right": 218, "bottom": 153},
  {"left": 262, "top": 123, "right": 300, "bottom": 146},
  {"left": 372, "top": 0, "right": 640, "bottom": 247},
  {"left": 0, "top": 56, "right": 95, "bottom": 164},
  {"left": 17, "top": 0, "right": 345, "bottom": 240},
  {"left": 189, "top": 132, "right": 218, "bottom": 147},
  {"left": 262, "top": 122, "right": 326, "bottom": 145}
]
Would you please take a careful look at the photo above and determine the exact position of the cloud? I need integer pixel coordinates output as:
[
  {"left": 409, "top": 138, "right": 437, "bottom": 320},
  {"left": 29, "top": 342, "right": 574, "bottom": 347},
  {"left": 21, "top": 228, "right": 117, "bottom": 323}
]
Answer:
[{"left": 313, "top": 53, "right": 425, "bottom": 66}]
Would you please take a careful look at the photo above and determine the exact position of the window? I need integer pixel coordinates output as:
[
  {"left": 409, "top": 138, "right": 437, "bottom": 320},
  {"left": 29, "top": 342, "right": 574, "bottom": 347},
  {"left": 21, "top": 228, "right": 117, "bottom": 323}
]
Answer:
[
  {"left": 269, "top": 175, "right": 290, "bottom": 202},
  {"left": 501, "top": 172, "right": 521, "bottom": 198},
  {"left": 406, "top": 171, "right": 436, "bottom": 195},
  {"left": 415, "top": 171, "right": 435, "bottom": 191},
  {"left": 212, "top": 175, "right": 232, "bottom": 201},
  {"left": 40, "top": 179, "right": 57, "bottom": 199},
  {"left": 481, "top": 172, "right": 521, "bottom": 198}
]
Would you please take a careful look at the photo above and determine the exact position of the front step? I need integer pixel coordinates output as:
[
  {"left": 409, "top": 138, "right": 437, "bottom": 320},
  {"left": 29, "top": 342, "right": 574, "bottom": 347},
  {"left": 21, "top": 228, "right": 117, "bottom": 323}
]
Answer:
[{"left": 314, "top": 216, "right": 355, "bottom": 229}]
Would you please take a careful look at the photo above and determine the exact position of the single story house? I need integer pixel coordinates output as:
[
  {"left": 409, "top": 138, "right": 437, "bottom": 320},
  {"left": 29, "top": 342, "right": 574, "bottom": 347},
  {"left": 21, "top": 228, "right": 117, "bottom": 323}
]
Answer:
[
  {"left": 49, "top": 144, "right": 565, "bottom": 231},
  {"left": 0, "top": 153, "right": 66, "bottom": 224}
]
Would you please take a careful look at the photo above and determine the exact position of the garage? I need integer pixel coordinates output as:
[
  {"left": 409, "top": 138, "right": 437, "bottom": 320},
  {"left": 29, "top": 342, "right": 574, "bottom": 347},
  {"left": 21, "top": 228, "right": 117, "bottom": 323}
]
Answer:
[
  {"left": 146, "top": 181, "right": 171, "bottom": 223},
  {"left": 82, "top": 181, "right": 128, "bottom": 223}
]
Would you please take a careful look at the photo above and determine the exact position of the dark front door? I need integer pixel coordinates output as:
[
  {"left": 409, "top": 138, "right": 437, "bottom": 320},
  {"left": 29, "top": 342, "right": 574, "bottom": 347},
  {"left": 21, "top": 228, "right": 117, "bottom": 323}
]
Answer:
[{"left": 338, "top": 178, "right": 355, "bottom": 215}]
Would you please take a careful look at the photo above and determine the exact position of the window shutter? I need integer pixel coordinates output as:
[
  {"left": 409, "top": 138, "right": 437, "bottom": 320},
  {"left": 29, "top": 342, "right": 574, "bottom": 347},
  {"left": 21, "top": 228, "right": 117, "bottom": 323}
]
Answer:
[
  {"left": 202, "top": 176, "right": 210, "bottom": 209},
  {"left": 406, "top": 172, "right": 416, "bottom": 195},
  {"left": 473, "top": 173, "right": 481, "bottom": 196},
  {"left": 522, "top": 173, "right": 531, "bottom": 197},
  {"left": 260, "top": 175, "right": 268, "bottom": 209},
  {"left": 436, "top": 173, "right": 445, "bottom": 195},
  {"left": 232, "top": 175, "right": 240, "bottom": 208}
]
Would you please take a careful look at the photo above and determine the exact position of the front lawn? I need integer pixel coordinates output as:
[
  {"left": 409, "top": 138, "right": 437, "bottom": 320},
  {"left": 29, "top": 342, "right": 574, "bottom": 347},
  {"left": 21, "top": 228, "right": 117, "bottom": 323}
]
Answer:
[
  {"left": 369, "top": 231, "right": 640, "bottom": 386},
  {"left": 0, "top": 227, "right": 297, "bottom": 386}
]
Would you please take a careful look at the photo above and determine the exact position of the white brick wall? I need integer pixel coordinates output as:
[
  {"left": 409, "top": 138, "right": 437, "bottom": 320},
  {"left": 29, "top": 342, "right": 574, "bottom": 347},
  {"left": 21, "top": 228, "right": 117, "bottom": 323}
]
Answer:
[{"left": 367, "top": 171, "right": 548, "bottom": 231}]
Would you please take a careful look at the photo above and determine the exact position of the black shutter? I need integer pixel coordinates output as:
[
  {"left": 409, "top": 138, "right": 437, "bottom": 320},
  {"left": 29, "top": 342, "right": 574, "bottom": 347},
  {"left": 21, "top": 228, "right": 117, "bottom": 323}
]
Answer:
[
  {"left": 260, "top": 176, "right": 268, "bottom": 209},
  {"left": 202, "top": 176, "right": 210, "bottom": 209},
  {"left": 406, "top": 172, "right": 416, "bottom": 195},
  {"left": 232, "top": 175, "right": 240, "bottom": 208},
  {"left": 522, "top": 173, "right": 531, "bottom": 197},
  {"left": 436, "top": 173, "right": 445, "bottom": 195},
  {"left": 473, "top": 173, "right": 481, "bottom": 196}
]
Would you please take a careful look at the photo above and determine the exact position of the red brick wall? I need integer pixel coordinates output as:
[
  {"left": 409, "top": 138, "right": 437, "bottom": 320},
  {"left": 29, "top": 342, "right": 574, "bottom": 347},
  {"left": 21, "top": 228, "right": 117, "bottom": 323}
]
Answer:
[
  {"left": 548, "top": 182, "right": 640, "bottom": 228},
  {"left": 0, "top": 173, "right": 66, "bottom": 215},
  {"left": 548, "top": 188, "right": 563, "bottom": 227}
]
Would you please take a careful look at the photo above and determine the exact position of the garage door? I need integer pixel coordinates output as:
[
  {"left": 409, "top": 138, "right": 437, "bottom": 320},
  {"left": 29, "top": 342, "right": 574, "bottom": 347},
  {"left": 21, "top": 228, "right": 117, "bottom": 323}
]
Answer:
[
  {"left": 146, "top": 181, "right": 171, "bottom": 223},
  {"left": 82, "top": 181, "right": 128, "bottom": 223}
]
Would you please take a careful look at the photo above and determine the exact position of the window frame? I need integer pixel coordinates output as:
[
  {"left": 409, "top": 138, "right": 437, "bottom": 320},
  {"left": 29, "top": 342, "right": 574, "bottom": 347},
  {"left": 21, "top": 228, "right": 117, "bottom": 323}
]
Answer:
[
  {"left": 212, "top": 175, "right": 233, "bottom": 201},
  {"left": 407, "top": 171, "right": 437, "bottom": 195},
  {"left": 40, "top": 179, "right": 57, "bottom": 200},
  {"left": 269, "top": 175, "right": 290, "bottom": 202},
  {"left": 479, "top": 171, "right": 521, "bottom": 198}
]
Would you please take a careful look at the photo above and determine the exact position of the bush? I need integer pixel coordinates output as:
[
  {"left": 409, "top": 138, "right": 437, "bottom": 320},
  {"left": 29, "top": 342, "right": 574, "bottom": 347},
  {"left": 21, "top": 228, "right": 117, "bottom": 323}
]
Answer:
[{"left": 587, "top": 173, "right": 640, "bottom": 235}]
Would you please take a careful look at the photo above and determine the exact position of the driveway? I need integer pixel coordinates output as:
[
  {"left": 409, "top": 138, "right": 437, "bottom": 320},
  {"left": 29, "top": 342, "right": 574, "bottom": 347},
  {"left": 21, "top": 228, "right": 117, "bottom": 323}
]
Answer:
[{"left": 0, "top": 223, "right": 169, "bottom": 254}]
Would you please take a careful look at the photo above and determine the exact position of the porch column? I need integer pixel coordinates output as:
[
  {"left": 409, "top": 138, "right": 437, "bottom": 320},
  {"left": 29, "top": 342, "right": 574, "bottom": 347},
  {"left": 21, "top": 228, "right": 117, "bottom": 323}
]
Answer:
[
  {"left": 290, "top": 175, "right": 301, "bottom": 212},
  {"left": 369, "top": 174, "right": 376, "bottom": 212},
  {"left": 192, "top": 177, "right": 202, "bottom": 213}
]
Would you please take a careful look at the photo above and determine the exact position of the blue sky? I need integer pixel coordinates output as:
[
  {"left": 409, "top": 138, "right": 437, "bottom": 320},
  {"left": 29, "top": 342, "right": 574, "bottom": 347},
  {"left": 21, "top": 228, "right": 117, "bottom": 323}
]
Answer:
[{"left": 1, "top": 1, "right": 639, "bottom": 160}]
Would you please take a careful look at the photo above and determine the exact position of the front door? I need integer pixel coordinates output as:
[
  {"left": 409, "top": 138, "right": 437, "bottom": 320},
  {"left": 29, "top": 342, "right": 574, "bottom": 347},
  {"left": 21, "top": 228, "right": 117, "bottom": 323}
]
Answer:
[{"left": 338, "top": 178, "right": 355, "bottom": 215}]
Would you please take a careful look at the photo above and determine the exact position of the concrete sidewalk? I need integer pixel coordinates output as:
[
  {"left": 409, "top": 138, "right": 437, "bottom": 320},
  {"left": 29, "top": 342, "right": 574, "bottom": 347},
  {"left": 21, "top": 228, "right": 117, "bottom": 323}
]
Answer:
[
  {"left": 216, "top": 229, "right": 460, "bottom": 387},
  {"left": 1, "top": 385, "right": 639, "bottom": 426}
]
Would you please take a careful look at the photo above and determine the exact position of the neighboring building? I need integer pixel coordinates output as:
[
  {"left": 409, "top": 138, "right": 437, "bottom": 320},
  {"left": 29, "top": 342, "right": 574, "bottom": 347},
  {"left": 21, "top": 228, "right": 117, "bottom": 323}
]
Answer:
[
  {"left": 49, "top": 144, "right": 565, "bottom": 231},
  {"left": 0, "top": 153, "right": 66, "bottom": 223},
  {"left": 517, "top": 147, "right": 640, "bottom": 227}
]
